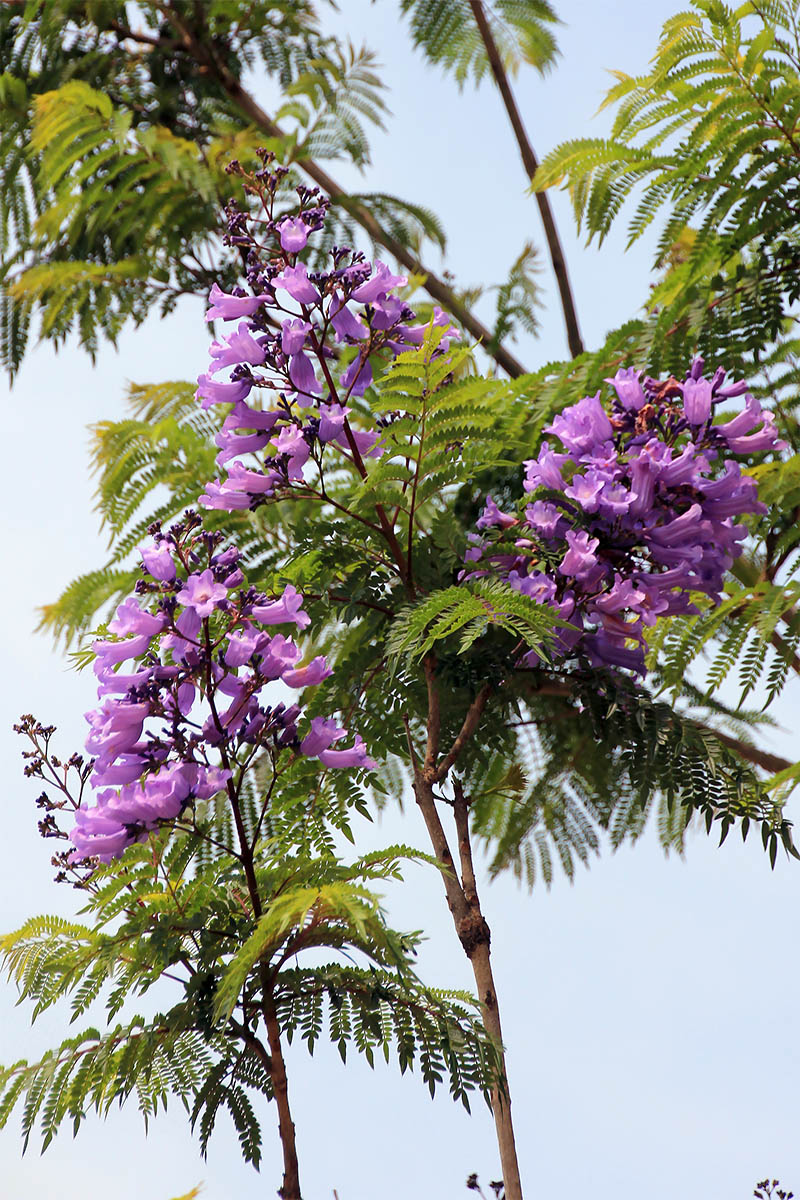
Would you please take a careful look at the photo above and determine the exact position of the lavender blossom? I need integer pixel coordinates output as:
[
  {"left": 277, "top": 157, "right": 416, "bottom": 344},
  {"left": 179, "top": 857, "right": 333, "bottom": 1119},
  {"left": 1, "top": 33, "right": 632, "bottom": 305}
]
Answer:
[
  {"left": 52, "top": 518, "right": 374, "bottom": 865},
  {"left": 465, "top": 358, "right": 784, "bottom": 678}
]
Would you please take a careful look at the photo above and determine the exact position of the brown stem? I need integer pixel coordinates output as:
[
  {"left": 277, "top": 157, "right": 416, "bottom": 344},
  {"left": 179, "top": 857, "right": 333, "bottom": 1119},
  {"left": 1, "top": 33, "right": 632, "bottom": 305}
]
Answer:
[
  {"left": 423, "top": 657, "right": 441, "bottom": 775},
  {"left": 710, "top": 731, "right": 791, "bottom": 775},
  {"left": 519, "top": 676, "right": 794, "bottom": 775},
  {"left": 263, "top": 996, "right": 303, "bottom": 1200},
  {"left": 156, "top": 3, "right": 527, "bottom": 379},
  {"left": 412, "top": 770, "right": 524, "bottom": 1200},
  {"left": 467, "top": 0, "right": 584, "bottom": 358},
  {"left": 434, "top": 682, "right": 493, "bottom": 783},
  {"left": 204, "top": 628, "right": 303, "bottom": 1195}
]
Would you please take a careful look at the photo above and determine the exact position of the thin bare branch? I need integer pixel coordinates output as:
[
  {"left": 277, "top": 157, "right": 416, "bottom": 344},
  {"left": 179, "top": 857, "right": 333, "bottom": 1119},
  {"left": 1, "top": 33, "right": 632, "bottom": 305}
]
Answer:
[{"left": 468, "top": 0, "right": 584, "bottom": 358}]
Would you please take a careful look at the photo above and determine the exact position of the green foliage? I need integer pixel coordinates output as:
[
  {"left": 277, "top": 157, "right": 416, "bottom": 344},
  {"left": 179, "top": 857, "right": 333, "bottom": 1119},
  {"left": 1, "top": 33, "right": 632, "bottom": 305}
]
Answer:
[
  {"left": 0, "top": 3, "right": 449, "bottom": 372},
  {"left": 39, "top": 318, "right": 800, "bottom": 894},
  {"left": 534, "top": 0, "right": 800, "bottom": 383},
  {"left": 649, "top": 578, "right": 800, "bottom": 709},
  {"left": 0, "top": 1015, "right": 218, "bottom": 1155},
  {"left": 0, "top": 777, "right": 500, "bottom": 1159},
  {"left": 387, "top": 579, "right": 562, "bottom": 662},
  {"left": 282, "top": 42, "right": 389, "bottom": 167},
  {"left": 400, "top": 0, "right": 561, "bottom": 83},
  {"left": 468, "top": 675, "right": 798, "bottom": 886},
  {"left": 2, "top": 78, "right": 261, "bottom": 366}
]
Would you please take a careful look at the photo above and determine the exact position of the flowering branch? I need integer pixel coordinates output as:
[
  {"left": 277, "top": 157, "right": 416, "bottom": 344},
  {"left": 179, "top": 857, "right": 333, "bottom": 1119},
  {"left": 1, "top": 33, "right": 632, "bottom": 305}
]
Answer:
[{"left": 154, "top": 1, "right": 528, "bottom": 379}]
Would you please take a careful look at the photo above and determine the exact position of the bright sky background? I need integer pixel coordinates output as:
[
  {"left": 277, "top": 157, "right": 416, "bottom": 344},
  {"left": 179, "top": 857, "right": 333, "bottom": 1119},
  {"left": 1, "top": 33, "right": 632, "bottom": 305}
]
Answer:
[{"left": 1, "top": 2, "right": 798, "bottom": 1198}]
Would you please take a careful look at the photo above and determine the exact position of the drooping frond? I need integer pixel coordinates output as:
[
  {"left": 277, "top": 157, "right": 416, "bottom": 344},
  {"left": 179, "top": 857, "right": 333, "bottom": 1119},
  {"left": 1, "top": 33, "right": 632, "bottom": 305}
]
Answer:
[
  {"left": 468, "top": 676, "right": 799, "bottom": 887},
  {"left": 533, "top": 0, "right": 800, "bottom": 372},
  {"left": 400, "top": 0, "right": 561, "bottom": 83},
  {"left": 0, "top": 6, "right": 447, "bottom": 371}
]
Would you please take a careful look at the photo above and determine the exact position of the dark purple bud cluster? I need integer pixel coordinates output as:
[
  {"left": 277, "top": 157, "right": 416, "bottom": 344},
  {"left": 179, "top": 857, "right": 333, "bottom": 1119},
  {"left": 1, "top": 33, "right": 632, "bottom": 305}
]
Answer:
[
  {"left": 25, "top": 513, "right": 374, "bottom": 866},
  {"left": 196, "top": 154, "right": 458, "bottom": 511},
  {"left": 465, "top": 359, "right": 785, "bottom": 676}
]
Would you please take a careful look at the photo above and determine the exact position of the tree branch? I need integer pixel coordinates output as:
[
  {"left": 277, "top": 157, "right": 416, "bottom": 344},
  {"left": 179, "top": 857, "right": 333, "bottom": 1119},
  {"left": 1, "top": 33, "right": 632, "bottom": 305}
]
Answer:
[
  {"left": 519, "top": 676, "right": 794, "bottom": 775},
  {"left": 156, "top": 3, "right": 528, "bottom": 379},
  {"left": 433, "top": 683, "right": 493, "bottom": 783},
  {"left": 468, "top": 0, "right": 584, "bottom": 358}
]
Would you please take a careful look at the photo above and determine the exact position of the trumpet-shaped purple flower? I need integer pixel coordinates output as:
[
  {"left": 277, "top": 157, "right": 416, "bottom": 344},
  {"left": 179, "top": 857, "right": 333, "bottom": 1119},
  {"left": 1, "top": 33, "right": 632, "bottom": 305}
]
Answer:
[
  {"left": 196, "top": 373, "right": 252, "bottom": 410},
  {"left": 465, "top": 357, "right": 783, "bottom": 677},
  {"left": 176, "top": 570, "right": 229, "bottom": 618},
  {"left": 273, "top": 263, "right": 320, "bottom": 305},
  {"left": 250, "top": 584, "right": 310, "bottom": 629},
  {"left": 278, "top": 216, "right": 310, "bottom": 252},
  {"left": 282, "top": 656, "right": 333, "bottom": 688},
  {"left": 205, "top": 283, "right": 270, "bottom": 321},
  {"left": 58, "top": 516, "right": 374, "bottom": 865},
  {"left": 208, "top": 322, "right": 266, "bottom": 372},
  {"left": 108, "top": 598, "right": 166, "bottom": 637},
  {"left": 140, "top": 541, "right": 177, "bottom": 582}
]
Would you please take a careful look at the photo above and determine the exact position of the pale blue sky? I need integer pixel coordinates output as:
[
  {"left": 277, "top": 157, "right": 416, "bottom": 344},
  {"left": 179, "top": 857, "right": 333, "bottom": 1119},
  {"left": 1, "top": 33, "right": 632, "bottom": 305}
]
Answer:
[{"left": 2, "top": 3, "right": 798, "bottom": 1198}]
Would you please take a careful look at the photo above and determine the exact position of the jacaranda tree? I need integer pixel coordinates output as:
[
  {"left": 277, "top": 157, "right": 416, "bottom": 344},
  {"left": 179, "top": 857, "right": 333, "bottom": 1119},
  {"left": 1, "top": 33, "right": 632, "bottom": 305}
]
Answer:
[{"left": 2, "top": 3, "right": 800, "bottom": 1198}]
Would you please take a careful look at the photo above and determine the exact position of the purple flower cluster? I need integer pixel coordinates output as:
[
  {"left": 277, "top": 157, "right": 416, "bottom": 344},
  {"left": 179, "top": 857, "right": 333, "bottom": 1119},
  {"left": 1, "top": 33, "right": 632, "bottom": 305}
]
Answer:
[
  {"left": 196, "top": 159, "right": 457, "bottom": 512},
  {"left": 71, "top": 514, "right": 374, "bottom": 862},
  {"left": 466, "top": 359, "right": 784, "bottom": 676}
]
